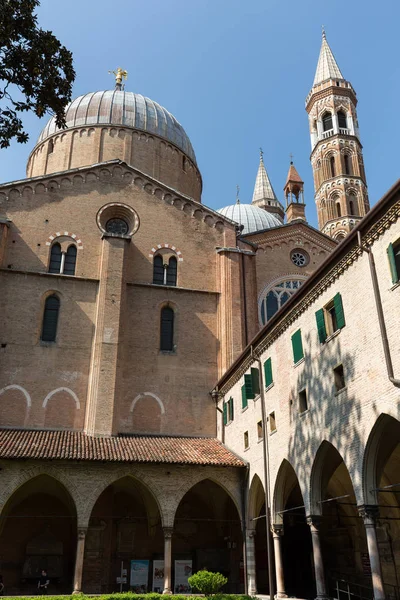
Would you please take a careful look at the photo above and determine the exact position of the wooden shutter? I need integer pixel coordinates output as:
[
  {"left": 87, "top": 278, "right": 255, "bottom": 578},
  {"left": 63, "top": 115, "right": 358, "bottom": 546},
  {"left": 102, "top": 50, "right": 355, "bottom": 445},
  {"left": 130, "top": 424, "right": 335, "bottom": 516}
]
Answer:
[
  {"left": 251, "top": 367, "right": 260, "bottom": 395},
  {"left": 291, "top": 329, "right": 304, "bottom": 363},
  {"left": 160, "top": 307, "right": 174, "bottom": 351},
  {"left": 41, "top": 295, "right": 60, "bottom": 342},
  {"left": 63, "top": 245, "right": 77, "bottom": 276},
  {"left": 153, "top": 255, "right": 164, "bottom": 284},
  {"left": 387, "top": 243, "right": 399, "bottom": 284},
  {"left": 241, "top": 385, "right": 248, "bottom": 409},
  {"left": 315, "top": 308, "right": 327, "bottom": 343},
  {"left": 166, "top": 256, "right": 177, "bottom": 286},
  {"left": 333, "top": 293, "right": 345, "bottom": 329},
  {"left": 223, "top": 402, "right": 227, "bottom": 425},
  {"left": 244, "top": 374, "right": 255, "bottom": 400},
  {"left": 264, "top": 358, "right": 273, "bottom": 387},
  {"left": 229, "top": 396, "right": 234, "bottom": 421}
]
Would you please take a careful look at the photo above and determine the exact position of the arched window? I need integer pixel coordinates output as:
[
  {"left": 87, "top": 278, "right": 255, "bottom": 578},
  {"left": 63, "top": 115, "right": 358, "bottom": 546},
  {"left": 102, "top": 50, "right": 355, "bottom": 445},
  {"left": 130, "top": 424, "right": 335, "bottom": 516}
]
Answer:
[
  {"left": 63, "top": 245, "right": 77, "bottom": 276},
  {"left": 330, "top": 156, "right": 336, "bottom": 178},
  {"left": 49, "top": 243, "right": 62, "bottom": 273},
  {"left": 344, "top": 153, "right": 351, "bottom": 175},
  {"left": 260, "top": 279, "right": 305, "bottom": 325},
  {"left": 48, "top": 139, "right": 54, "bottom": 155},
  {"left": 348, "top": 194, "right": 358, "bottom": 216},
  {"left": 322, "top": 112, "right": 333, "bottom": 132},
  {"left": 337, "top": 110, "right": 347, "bottom": 129},
  {"left": 160, "top": 306, "right": 174, "bottom": 351},
  {"left": 41, "top": 295, "right": 60, "bottom": 342},
  {"left": 153, "top": 255, "right": 164, "bottom": 285},
  {"left": 166, "top": 256, "right": 177, "bottom": 286},
  {"left": 336, "top": 202, "right": 342, "bottom": 217}
]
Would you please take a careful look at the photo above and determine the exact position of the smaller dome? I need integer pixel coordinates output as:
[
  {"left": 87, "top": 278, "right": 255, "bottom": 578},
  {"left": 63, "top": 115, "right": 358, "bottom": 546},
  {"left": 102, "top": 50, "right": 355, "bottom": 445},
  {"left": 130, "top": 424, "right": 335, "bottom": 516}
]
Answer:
[{"left": 217, "top": 203, "right": 283, "bottom": 235}]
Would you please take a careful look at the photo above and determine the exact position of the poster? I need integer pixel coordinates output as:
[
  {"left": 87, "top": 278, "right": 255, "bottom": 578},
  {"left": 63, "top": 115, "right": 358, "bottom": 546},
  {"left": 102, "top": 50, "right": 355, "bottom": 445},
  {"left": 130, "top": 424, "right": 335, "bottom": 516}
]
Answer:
[
  {"left": 152, "top": 560, "right": 164, "bottom": 592},
  {"left": 130, "top": 560, "right": 149, "bottom": 592},
  {"left": 174, "top": 559, "right": 192, "bottom": 593}
]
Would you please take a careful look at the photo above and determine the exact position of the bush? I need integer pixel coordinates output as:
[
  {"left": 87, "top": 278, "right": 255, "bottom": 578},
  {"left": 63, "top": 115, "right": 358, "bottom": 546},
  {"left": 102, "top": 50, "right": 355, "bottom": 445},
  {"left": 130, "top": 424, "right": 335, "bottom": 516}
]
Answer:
[{"left": 188, "top": 570, "right": 228, "bottom": 595}]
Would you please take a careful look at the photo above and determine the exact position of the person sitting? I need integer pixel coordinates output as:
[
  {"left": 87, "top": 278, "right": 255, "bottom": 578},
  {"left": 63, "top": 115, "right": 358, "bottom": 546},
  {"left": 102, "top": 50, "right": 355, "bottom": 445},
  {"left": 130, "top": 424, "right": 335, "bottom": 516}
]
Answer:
[{"left": 37, "top": 570, "right": 50, "bottom": 595}]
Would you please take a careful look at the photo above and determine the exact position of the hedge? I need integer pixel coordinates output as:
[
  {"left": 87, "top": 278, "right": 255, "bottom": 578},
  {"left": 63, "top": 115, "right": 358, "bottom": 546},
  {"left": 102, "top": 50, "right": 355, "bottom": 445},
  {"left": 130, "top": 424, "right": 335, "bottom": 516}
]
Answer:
[{"left": 14, "top": 594, "right": 253, "bottom": 600}]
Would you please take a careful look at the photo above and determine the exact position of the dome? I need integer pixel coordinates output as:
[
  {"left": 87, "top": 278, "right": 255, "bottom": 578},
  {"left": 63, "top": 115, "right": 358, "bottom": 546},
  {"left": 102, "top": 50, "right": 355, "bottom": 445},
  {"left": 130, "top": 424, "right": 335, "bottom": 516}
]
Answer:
[
  {"left": 37, "top": 90, "right": 197, "bottom": 164},
  {"left": 217, "top": 203, "right": 283, "bottom": 235}
]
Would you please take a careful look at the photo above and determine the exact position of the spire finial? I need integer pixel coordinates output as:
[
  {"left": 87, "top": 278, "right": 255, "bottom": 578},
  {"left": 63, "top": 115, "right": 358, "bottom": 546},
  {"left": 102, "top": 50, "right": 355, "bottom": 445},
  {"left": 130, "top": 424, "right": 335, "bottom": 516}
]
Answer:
[
  {"left": 322, "top": 25, "right": 326, "bottom": 39},
  {"left": 109, "top": 67, "right": 128, "bottom": 91},
  {"left": 259, "top": 147, "right": 264, "bottom": 161},
  {"left": 236, "top": 184, "right": 240, "bottom": 204},
  {"left": 289, "top": 152, "right": 294, "bottom": 165}
]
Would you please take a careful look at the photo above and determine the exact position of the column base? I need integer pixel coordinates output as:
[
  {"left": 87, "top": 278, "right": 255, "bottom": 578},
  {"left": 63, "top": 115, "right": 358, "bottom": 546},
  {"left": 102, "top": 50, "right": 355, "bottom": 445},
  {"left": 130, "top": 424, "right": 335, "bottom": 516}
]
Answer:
[
  {"left": 275, "top": 594, "right": 288, "bottom": 598},
  {"left": 162, "top": 588, "right": 173, "bottom": 595},
  {"left": 72, "top": 590, "right": 82, "bottom": 595},
  {"left": 315, "top": 595, "right": 329, "bottom": 600},
  {"left": 248, "top": 588, "right": 258, "bottom": 596}
]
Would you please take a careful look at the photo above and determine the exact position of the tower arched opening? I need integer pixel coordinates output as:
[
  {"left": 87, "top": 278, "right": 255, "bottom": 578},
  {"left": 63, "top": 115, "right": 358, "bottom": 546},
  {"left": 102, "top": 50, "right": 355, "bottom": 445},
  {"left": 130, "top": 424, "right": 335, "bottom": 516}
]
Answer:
[
  {"left": 0, "top": 475, "right": 77, "bottom": 595},
  {"left": 247, "top": 475, "right": 270, "bottom": 595},
  {"left": 322, "top": 112, "right": 333, "bottom": 132},
  {"left": 174, "top": 479, "right": 243, "bottom": 593}
]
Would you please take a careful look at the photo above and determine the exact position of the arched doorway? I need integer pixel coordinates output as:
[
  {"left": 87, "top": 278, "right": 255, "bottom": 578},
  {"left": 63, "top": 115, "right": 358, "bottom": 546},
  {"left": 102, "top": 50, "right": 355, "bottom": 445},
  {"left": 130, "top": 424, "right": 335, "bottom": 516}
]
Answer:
[
  {"left": 363, "top": 414, "right": 400, "bottom": 590},
  {"left": 0, "top": 475, "right": 77, "bottom": 595},
  {"left": 247, "top": 474, "right": 269, "bottom": 594},
  {"left": 174, "top": 479, "right": 243, "bottom": 593},
  {"left": 82, "top": 476, "right": 163, "bottom": 594},
  {"left": 273, "top": 460, "right": 315, "bottom": 598},
  {"left": 311, "top": 442, "right": 368, "bottom": 589}
]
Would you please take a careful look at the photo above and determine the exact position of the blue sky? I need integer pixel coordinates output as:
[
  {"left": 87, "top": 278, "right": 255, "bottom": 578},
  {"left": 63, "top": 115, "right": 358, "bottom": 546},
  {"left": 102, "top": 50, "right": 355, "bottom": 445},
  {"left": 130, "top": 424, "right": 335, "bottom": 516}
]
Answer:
[{"left": 1, "top": 0, "right": 399, "bottom": 229}]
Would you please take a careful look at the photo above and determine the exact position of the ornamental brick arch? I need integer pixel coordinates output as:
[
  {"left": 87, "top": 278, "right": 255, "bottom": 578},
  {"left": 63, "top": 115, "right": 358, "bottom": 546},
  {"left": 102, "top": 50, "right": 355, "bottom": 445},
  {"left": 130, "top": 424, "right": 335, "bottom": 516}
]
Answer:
[
  {"left": 149, "top": 243, "right": 183, "bottom": 262},
  {"left": 46, "top": 231, "right": 83, "bottom": 249}
]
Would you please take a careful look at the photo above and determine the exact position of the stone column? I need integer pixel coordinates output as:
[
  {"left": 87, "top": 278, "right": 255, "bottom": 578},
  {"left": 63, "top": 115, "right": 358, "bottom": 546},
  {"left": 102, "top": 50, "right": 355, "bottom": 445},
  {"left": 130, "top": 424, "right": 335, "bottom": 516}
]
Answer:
[
  {"left": 246, "top": 529, "right": 257, "bottom": 595},
  {"left": 163, "top": 527, "right": 173, "bottom": 594},
  {"left": 272, "top": 525, "right": 287, "bottom": 598},
  {"left": 307, "top": 516, "right": 328, "bottom": 600},
  {"left": 358, "top": 506, "right": 385, "bottom": 600},
  {"left": 73, "top": 527, "right": 87, "bottom": 594}
]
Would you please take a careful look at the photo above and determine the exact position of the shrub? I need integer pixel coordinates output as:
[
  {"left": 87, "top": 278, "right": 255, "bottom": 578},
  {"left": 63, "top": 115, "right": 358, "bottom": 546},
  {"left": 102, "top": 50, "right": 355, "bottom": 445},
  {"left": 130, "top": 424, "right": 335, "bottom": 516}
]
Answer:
[{"left": 188, "top": 570, "right": 228, "bottom": 595}]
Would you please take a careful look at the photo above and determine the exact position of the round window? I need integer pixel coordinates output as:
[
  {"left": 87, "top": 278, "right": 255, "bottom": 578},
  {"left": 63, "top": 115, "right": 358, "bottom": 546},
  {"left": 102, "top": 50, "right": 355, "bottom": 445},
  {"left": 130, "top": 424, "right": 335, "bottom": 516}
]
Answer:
[
  {"left": 291, "top": 249, "right": 309, "bottom": 267},
  {"left": 105, "top": 218, "right": 129, "bottom": 235}
]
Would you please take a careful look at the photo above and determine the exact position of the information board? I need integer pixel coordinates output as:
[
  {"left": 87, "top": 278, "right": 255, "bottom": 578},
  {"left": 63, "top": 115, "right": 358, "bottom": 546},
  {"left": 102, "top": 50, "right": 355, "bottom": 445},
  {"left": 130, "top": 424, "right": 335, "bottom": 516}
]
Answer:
[
  {"left": 130, "top": 560, "right": 149, "bottom": 592},
  {"left": 174, "top": 560, "right": 192, "bottom": 593},
  {"left": 152, "top": 560, "right": 164, "bottom": 592}
]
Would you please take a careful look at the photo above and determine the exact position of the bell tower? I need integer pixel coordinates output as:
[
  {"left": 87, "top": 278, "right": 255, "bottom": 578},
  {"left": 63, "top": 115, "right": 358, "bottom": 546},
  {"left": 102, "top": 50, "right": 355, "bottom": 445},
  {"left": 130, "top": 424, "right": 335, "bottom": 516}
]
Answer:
[{"left": 306, "top": 31, "right": 369, "bottom": 240}]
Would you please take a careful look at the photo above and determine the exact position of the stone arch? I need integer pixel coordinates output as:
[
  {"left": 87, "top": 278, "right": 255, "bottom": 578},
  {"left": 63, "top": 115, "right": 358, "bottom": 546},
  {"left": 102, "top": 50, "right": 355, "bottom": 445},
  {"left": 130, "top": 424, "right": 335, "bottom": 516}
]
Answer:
[
  {"left": 46, "top": 231, "right": 83, "bottom": 250},
  {"left": 43, "top": 388, "right": 80, "bottom": 430},
  {"left": 272, "top": 459, "right": 304, "bottom": 524},
  {"left": 0, "top": 384, "right": 31, "bottom": 427},
  {"left": 149, "top": 243, "right": 183, "bottom": 262},
  {"left": 130, "top": 392, "right": 165, "bottom": 414},
  {"left": 248, "top": 474, "right": 265, "bottom": 525},
  {"left": 129, "top": 392, "right": 165, "bottom": 434},
  {"left": 43, "top": 387, "right": 80, "bottom": 409}
]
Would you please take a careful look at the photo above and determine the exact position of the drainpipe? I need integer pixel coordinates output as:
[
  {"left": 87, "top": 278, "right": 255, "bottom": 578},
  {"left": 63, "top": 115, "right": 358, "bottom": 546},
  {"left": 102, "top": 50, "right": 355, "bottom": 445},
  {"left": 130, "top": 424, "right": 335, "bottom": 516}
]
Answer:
[
  {"left": 357, "top": 232, "right": 400, "bottom": 387},
  {"left": 241, "top": 464, "right": 250, "bottom": 595},
  {"left": 251, "top": 347, "right": 276, "bottom": 600},
  {"left": 211, "top": 389, "right": 224, "bottom": 443}
]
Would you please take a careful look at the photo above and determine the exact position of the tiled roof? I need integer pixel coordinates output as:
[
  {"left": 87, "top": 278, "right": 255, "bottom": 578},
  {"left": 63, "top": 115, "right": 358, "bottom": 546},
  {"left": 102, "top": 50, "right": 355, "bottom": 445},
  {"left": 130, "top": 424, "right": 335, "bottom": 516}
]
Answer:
[
  {"left": 252, "top": 153, "right": 279, "bottom": 204},
  {"left": 285, "top": 162, "right": 303, "bottom": 185},
  {"left": 313, "top": 32, "right": 343, "bottom": 86},
  {"left": 0, "top": 429, "right": 245, "bottom": 467}
]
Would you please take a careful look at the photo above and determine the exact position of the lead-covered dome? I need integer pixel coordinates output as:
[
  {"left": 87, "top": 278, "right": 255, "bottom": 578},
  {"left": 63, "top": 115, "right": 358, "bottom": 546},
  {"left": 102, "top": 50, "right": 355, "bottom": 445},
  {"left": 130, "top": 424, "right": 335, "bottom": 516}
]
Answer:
[
  {"left": 218, "top": 203, "right": 282, "bottom": 235},
  {"left": 37, "top": 90, "right": 196, "bottom": 163}
]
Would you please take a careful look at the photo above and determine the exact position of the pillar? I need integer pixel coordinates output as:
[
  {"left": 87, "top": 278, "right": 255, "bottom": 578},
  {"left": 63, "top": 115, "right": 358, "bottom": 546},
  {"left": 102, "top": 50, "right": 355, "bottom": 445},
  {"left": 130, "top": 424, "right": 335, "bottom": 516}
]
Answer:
[
  {"left": 358, "top": 506, "right": 385, "bottom": 600},
  {"left": 163, "top": 527, "right": 173, "bottom": 594},
  {"left": 246, "top": 529, "right": 257, "bottom": 595},
  {"left": 272, "top": 525, "right": 287, "bottom": 598},
  {"left": 307, "top": 516, "right": 328, "bottom": 600},
  {"left": 73, "top": 527, "right": 87, "bottom": 594}
]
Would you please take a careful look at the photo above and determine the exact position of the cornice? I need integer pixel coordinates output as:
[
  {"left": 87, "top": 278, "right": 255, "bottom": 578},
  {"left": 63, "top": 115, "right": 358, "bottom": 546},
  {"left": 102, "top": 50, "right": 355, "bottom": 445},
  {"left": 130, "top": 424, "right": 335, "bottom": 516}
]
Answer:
[
  {"left": 0, "top": 160, "right": 237, "bottom": 234},
  {"left": 217, "top": 195, "right": 400, "bottom": 395},
  {"left": 248, "top": 222, "right": 336, "bottom": 252},
  {"left": 306, "top": 84, "right": 357, "bottom": 113}
]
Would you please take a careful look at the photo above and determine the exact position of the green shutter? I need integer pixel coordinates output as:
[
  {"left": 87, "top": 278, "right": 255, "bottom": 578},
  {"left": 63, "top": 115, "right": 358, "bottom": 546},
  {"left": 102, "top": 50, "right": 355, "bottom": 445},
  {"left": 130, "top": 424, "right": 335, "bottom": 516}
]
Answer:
[
  {"left": 244, "top": 374, "right": 255, "bottom": 400},
  {"left": 241, "top": 385, "right": 248, "bottom": 409},
  {"left": 264, "top": 358, "right": 273, "bottom": 387},
  {"left": 291, "top": 329, "right": 304, "bottom": 363},
  {"left": 251, "top": 367, "right": 260, "bottom": 395},
  {"left": 223, "top": 402, "right": 227, "bottom": 425},
  {"left": 229, "top": 396, "right": 234, "bottom": 421},
  {"left": 333, "top": 293, "right": 345, "bottom": 330},
  {"left": 387, "top": 243, "right": 399, "bottom": 284},
  {"left": 315, "top": 308, "right": 327, "bottom": 343}
]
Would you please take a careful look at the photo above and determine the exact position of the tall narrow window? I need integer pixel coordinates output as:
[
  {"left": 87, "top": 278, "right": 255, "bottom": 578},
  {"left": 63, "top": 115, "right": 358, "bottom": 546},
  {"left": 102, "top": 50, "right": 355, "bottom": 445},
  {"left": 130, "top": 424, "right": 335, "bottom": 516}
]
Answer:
[
  {"left": 49, "top": 243, "right": 62, "bottom": 273},
  {"left": 322, "top": 112, "right": 333, "bottom": 131},
  {"left": 330, "top": 156, "right": 336, "bottom": 178},
  {"left": 344, "top": 154, "right": 351, "bottom": 175},
  {"left": 337, "top": 110, "right": 347, "bottom": 129},
  {"left": 160, "top": 306, "right": 174, "bottom": 351},
  {"left": 167, "top": 256, "right": 177, "bottom": 286},
  {"left": 336, "top": 202, "right": 341, "bottom": 217},
  {"left": 41, "top": 295, "right": 60, "bottom": 342},
  {"left": 153, "top": 255, "right": 164, "bottom": 285},
  {"left": 63, "top": 245, "right": 77, "bottom": 276},
  {"left": 48, "top": 139, "right": 54, "bottom": 155},
  {"left": 348, "top": 194, "right": 357, "bottom": 216}
]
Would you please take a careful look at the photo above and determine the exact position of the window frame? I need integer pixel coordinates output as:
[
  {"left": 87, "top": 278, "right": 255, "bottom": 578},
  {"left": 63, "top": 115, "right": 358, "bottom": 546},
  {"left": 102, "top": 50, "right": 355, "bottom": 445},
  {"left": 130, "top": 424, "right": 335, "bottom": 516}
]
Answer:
[
  {"left": 334, "top": 364, "right": 346, "bottom": 393},
  {"left": 269, "top": 411, "right": 277, "bottom": 433},
  {"left": 257, "top": 420, "right": 263, "bottom": 440},
  {"left": 160, "top": 305, "right": 175, "bottom": 352},
  {"left": 322, "top": 112, "right": 333, "bottom": 132},
  {"left": 40, "top": 294, "right": 60, "bottom": 343},
  {"left": 299, "top": 389, "right": 308, "bottom": 414},
  {"left": 244, "top": 431, "right": 249, "bottom": 450},
  {"left": 315, "top": 293, "right": 346, "bottom": 343}
]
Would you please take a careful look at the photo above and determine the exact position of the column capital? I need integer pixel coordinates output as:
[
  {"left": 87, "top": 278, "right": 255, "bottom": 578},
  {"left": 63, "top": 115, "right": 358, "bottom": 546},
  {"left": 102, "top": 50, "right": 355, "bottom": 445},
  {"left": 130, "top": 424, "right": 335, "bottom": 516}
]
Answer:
[
  {"left": 77, "top": 527, "right": 88, "bottom": 540},
  {"left": 358, "top": 504, "right": 379, "bottom": 525},
  {"left": 163, "top": 526, "right": 173, "bottom": 539},
  {"left": 306, "top": 514, "right": 323, "bottom": 530},
  {"left": 271, "top": 523, "right": 284, "bottom": 537},
  {"left": 247, "top": 528, "right": 256, "bottom": 539}
]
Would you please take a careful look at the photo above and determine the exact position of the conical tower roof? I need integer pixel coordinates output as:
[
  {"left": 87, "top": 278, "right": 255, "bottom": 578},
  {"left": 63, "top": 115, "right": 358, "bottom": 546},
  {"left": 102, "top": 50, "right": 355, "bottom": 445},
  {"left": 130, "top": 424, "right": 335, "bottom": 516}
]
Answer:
[
  {"left": 285, "top": 162, "right": 304, "bottom": 187},
  {"left": 252, "top": 151, "right": 278, "bottom": 204},
  {"left": 313, "top": 30, "right": 343, "bottom": 86}
]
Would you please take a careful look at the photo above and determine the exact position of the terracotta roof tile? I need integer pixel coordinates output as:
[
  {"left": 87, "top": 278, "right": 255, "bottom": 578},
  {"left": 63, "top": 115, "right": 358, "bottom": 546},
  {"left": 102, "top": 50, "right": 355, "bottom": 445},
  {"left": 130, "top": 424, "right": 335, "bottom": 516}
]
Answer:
[
  {"left": 0, "top": 429, "right": 246, "bottom": 467},
  {"left": 285, "top": 163, "right": 303, "bottom": 185}
]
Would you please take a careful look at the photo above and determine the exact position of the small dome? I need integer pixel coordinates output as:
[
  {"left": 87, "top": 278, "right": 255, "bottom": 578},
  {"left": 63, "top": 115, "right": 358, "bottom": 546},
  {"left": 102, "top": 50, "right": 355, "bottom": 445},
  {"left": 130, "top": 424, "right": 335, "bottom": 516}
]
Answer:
[
  {"left": 37, "top": 90, "right": 196, "bottom": 163},
  {"left": 217, "top": 203, "right": 283, "bottom": 235}
]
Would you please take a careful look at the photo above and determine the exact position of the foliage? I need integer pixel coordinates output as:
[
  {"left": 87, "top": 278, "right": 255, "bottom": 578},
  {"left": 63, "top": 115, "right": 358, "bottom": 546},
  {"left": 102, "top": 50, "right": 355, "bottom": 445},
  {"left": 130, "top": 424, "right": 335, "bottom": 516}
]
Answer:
[
  {"left": 0, "top": 0, "right": 75, "bottom": 148},
  {"left": 188, "top": 570, "right": 228, "bottom": 595},
  {"left": 12, "top": 594, "right": 253, "bottom": 600}
]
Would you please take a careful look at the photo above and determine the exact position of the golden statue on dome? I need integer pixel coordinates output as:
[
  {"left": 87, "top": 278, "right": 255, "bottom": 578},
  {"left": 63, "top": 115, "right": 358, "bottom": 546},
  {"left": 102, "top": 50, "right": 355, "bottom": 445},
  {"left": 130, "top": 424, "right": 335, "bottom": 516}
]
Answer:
[{"left": 109, "top": 67, "right": 128, "bottom": 90}]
